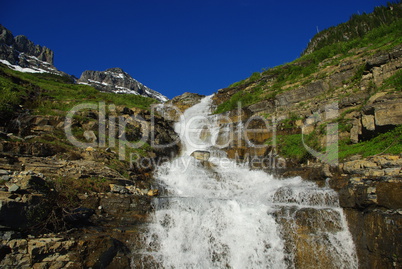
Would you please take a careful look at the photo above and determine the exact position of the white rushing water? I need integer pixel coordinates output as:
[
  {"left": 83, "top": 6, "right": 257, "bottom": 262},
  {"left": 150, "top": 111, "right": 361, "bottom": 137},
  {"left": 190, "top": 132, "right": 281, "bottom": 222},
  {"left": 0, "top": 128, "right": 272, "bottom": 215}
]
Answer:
[{"left": 140, "top": 95, "right": 358, "bottom": 268}]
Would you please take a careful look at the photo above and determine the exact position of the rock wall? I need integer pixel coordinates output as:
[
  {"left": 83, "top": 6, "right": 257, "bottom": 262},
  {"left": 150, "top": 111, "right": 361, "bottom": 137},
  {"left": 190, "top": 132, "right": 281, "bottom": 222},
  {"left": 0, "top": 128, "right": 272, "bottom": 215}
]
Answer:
[{"left": 331, "top": 155, "right": 402, "bottom": 268}]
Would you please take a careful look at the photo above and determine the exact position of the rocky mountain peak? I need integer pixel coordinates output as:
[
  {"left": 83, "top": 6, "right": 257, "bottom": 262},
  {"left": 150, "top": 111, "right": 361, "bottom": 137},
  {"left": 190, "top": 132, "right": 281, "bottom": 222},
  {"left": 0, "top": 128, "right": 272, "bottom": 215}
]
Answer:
[
  {"left": 106, "top": 67, "right": 124, "bottom": 73},
  {"left": 0, "top": 24, "right": 66, "bottom": 76},
  {"left": 78, "top": 68, "right": 169, "bottom": 102},
  {"left": 0, "top": 25, "right": 14, "bottom": 46}
]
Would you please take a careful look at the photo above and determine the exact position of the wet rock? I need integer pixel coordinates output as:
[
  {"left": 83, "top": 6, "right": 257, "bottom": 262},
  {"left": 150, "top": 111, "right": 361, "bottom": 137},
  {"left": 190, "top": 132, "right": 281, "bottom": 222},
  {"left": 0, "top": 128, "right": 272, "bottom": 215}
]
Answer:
[
  {"left": 147, "top": 189, "right": 159, "bottom": 197},
  {"left": 344, "top": 208, "right": 402, "bottom": 269},
  {"left": 81, "top": 236, "right": 130, "bottom": 269},
  {"left": 191, "top": 150, "right": 210, "bottom": 161}
]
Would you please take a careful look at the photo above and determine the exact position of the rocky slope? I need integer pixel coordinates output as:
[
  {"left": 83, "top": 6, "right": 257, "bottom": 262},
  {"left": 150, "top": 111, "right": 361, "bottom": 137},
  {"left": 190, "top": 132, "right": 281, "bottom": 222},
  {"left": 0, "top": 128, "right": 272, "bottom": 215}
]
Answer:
[
  {"left": 0, "top": 24, "right": 68, "bottom": 77},
  {"left": 0, "top": 107, "right": 179, "bottom": 268},
  {"left": 204, "top": 7, "right": 402, "bottom": 268},
  {"left": 78, "top": 68, "right": 169, "bottom": 102},
  {"left": 0, "top": 62, "right": 179, "bottom": 268}
]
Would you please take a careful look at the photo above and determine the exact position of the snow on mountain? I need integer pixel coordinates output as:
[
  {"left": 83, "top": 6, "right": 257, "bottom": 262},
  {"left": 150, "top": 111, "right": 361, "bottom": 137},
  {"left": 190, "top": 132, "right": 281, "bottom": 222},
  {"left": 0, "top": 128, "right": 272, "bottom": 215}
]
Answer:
[{"left": 78, "top": 68, "right": 169, "bottom": 102}]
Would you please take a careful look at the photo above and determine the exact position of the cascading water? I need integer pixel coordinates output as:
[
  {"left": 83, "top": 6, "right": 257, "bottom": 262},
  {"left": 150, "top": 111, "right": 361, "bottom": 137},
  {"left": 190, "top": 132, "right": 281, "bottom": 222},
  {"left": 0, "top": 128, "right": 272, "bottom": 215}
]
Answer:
[{"left": 139, "top": 95, "right": 358, "bottom": 268}]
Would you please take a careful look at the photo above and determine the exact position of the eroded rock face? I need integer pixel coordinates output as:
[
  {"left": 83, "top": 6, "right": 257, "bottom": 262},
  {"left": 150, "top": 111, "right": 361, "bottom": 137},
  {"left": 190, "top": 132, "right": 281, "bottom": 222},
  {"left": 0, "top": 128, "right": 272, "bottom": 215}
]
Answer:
[{"left": 275, "top": 206, "right": 347, "bottom": 269}]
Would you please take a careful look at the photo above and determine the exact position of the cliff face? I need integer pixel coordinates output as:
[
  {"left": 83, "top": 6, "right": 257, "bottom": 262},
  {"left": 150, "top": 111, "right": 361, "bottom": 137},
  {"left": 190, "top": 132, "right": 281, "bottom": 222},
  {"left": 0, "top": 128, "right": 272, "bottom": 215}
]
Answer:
[
  {"left": 0, "top": 24, "right": 67, "bottom": 76},
  {"left": 78, "top": 67, "right": 169, "bottom": 102}
]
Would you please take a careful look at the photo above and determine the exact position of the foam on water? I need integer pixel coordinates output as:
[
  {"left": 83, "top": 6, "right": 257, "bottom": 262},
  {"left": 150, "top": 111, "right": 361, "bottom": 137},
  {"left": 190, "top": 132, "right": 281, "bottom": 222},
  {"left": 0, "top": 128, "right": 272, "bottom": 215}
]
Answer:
[{"left": 140, "top": 95, "right": 358, "bottom": 268}]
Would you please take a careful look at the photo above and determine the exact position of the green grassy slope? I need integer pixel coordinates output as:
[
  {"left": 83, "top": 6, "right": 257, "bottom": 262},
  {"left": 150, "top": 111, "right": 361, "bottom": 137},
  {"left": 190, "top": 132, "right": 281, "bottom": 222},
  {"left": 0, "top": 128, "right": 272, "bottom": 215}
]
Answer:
[
  {"left": 0, "top": 64, "right": 158, "bottom": 121},
  {"left": 215, "top": 1, "right": 402, "bottom": 115}
]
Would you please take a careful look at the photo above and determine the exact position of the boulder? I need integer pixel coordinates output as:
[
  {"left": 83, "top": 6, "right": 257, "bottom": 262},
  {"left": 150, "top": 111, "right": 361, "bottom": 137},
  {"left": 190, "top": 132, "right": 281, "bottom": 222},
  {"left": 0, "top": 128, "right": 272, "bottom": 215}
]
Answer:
[{"left": 147, "top": 189, "right": 159, "bottom": 197}]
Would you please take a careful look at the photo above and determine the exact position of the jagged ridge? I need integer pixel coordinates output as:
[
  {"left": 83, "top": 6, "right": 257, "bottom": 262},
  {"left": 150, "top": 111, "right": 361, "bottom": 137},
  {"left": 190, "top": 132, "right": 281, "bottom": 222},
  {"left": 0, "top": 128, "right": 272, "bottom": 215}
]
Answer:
[
  {"left": 78, "top": 67, "right": 168, "bottom": 102},
  {"left": 0, "top": 24, "right": 68, "bottom": 76}
]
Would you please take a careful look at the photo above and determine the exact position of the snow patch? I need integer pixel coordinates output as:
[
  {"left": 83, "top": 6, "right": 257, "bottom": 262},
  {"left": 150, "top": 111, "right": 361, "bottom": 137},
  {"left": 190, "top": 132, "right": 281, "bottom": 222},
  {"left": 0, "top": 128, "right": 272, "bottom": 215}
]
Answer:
[
  {"left": 88, "top": 79, "right": 110, "bottom": 86},
  {"left": 0, "top": 59, "right": 46, "bottom": 73}
]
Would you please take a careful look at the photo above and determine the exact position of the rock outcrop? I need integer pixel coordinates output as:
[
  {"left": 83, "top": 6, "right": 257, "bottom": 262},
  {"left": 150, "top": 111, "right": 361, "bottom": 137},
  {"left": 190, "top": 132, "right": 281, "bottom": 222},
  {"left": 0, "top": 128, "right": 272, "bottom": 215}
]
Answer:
[
  {"left": 157, "top": 92, "right": 205, "bottom": 121},
  {"left": 78, "top": 68, "right": 169, "bottom": 102},
  {"left": 0, "top": 24, "right": 67, "bottom": 76}
]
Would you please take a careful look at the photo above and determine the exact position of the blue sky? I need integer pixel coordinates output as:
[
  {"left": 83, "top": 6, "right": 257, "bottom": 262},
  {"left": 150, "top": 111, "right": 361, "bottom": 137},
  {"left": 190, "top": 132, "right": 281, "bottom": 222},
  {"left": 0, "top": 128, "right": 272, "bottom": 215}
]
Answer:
[{"left": 1, "top": 0, "right": 391, "bottom": 98}]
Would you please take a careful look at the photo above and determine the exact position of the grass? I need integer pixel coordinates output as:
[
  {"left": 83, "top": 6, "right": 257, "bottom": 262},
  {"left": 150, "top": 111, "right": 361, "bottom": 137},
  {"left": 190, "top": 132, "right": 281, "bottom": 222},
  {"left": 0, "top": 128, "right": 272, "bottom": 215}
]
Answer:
[
  {"left": 215, "top": 87, "right": 263, "bottom": 114},
  {"left": 275, "top": 134, "right": 310, "bottom": 161},
  {"left": 302, "top": 2, "right": 402, "bottom": 55},
  {"left": 268, "top": 132, "right": 322, "bottom": 163},
  {"left": 271, "top": 124, "right": 402, "bottom": 163},
  {"left": 381, "top": 69, "right": 402, "bottom": 92},
  {"left": 215, "top": 7, "right": 402, "bottom": 114},
  {"left": 339, "top": 125, "right": 402, "bottom": 160},
  {"left": 0, "top": 63, "right": 158, "bottom": 120}
]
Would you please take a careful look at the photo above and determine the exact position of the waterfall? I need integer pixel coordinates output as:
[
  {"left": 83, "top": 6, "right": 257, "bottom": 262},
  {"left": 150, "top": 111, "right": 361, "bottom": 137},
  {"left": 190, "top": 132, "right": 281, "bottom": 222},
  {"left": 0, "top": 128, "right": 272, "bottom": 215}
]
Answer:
[{"left": 138, "top": 95, "right": 358, "bottom": 268}]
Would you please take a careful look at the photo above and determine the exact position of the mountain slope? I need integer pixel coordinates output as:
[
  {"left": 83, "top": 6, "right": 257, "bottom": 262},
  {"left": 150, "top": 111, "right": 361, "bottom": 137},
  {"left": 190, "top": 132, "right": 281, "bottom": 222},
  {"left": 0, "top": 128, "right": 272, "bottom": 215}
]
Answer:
[
  {"left": 78, "top": 67, "right": 168, "bottom": 102},
  {"left": 212, "top": 7, "right": 402, "bottom": 161},
  {"left": 303, "top": 2, "right": 402, "bottom": 55},
  {"left": 0, "top": 25, "right": 169, "bottom": 102},
  {"left": 214, "top": 2, "right": 402, "bottom": 115}
]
